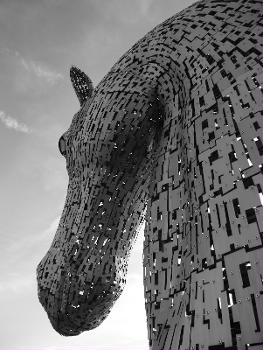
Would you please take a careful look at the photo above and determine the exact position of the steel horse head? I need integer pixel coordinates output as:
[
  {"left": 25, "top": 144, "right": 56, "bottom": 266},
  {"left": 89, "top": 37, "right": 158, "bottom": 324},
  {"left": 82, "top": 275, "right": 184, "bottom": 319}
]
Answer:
[{"left": 37, "top": 1, "right": 263, "bottom": 349}]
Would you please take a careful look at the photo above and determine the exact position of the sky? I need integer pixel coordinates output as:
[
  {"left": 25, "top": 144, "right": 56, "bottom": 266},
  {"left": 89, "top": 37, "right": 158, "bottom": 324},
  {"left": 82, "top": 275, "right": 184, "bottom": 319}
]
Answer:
[{"left": 0, "top": 0, "right": 195, "bottom": 349}]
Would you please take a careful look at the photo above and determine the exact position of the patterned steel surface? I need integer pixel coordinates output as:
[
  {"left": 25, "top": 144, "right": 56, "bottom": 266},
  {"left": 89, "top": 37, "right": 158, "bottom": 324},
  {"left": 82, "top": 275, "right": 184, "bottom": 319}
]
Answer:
[{"left": 37, "top": 1, "right": 263, "bottom": 348}]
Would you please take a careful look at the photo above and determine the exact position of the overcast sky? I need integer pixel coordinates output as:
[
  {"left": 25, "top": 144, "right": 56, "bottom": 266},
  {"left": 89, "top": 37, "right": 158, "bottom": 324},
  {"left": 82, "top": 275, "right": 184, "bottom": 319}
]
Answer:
[{"left": 0, "top": 0, "right": 195, "bottom": 349}]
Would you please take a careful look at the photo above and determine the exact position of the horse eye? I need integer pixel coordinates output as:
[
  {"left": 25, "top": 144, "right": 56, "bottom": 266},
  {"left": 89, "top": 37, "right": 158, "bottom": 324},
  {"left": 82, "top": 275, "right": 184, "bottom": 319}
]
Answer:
[{"left": 58, "top": 135, "right": 66, "bottom": 156}]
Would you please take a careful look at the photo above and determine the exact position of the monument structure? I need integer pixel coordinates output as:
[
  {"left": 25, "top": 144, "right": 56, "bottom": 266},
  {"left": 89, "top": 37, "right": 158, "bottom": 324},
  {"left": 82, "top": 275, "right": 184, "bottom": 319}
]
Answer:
[{"left": 37, "top": 0, "right": 263, "bottom": 348}]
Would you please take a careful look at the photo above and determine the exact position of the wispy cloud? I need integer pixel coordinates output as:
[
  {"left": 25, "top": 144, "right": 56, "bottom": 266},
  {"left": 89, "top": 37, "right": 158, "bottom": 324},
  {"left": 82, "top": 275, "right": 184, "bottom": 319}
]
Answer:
[
  {"left": 0, "top": 110, "right": 32, "bottom": 133},
  {"left": 0, "top": 48, "right": 63, "bottom": 93},
  {"left": 20, "top": 57, "right": 63, "bottom": 85}
]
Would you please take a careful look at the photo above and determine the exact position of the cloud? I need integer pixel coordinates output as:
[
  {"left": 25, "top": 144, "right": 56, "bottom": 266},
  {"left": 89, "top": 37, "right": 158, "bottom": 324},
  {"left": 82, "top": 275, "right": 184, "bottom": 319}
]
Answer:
[
  {"left": 1, "top": 48, "right": 63, "bottom": 85},
  {"left": 0, "top": 48, "right": 63, "bottom": 94},
  {"left": 20, "top": 57, "right": 63, "bottom": 85},
  {"left": 0, "top": 110, "right": 32, "bottom": 133}
]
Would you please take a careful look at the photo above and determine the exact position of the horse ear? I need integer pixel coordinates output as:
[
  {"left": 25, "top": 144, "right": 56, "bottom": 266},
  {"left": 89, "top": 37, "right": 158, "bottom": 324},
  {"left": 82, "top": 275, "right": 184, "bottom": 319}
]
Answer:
[{"left": 70, "top": 66, "right": 94, "bottom": 106}]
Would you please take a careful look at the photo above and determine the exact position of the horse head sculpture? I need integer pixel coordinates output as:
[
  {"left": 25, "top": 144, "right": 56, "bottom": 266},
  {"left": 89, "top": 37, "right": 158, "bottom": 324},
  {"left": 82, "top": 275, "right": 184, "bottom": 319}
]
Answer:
[
  {"left": 36, "top": 63, "right": 163, "bottom": 334},
  {"left": 37, "top": 1, "right": 263, "bottom": 349}
]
